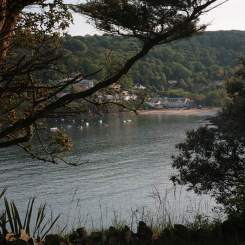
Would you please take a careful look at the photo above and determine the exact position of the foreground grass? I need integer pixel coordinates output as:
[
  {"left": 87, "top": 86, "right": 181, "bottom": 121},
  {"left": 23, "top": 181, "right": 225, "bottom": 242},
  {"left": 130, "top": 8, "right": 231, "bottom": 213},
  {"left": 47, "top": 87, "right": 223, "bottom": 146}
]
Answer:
[
  {"left": 1, "top": 189, "right": 245, "bottom": 244},
  {"left": 60, "top": 216, "right": 245, "bottom": 245},
  {"left": 1, "top": 215, "right": 245, "bottom": 245}
]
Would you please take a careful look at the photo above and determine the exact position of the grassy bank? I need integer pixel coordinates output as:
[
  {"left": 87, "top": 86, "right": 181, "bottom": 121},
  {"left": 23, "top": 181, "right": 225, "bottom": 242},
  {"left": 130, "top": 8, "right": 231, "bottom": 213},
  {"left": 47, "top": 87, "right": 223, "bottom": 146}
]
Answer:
[
  {"left": 61, "top": 217, "right": 245, "bottom": 245},
  {"left": 2, "top": 217, "right": 245, "bottom": 245},
  {"left": 1, "top": 191, "right": 245, "bottom": 245}
]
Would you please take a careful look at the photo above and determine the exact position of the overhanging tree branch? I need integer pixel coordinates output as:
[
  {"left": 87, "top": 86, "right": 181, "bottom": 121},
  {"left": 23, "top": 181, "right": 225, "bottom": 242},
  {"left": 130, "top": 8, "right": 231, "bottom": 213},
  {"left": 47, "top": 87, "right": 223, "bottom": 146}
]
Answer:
[{"left": 0, "top": 0, "right": 226, "bottom": 155}]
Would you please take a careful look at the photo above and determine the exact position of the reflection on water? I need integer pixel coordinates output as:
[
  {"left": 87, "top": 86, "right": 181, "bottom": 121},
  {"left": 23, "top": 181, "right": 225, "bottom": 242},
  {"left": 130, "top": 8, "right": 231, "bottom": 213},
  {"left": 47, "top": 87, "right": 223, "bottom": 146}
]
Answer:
[{"left": 0, "top": 113, "right": 215, "bottom": 228}]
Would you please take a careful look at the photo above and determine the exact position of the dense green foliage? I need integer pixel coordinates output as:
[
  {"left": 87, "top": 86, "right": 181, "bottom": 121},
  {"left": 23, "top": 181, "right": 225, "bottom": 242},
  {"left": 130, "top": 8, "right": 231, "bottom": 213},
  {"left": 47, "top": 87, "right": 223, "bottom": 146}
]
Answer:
[
  {"left": 59, "top": 31, "right": 245, "bottom": 106},
  {"left": 171, "top": 60, "right": 245, "bottom": 215}
]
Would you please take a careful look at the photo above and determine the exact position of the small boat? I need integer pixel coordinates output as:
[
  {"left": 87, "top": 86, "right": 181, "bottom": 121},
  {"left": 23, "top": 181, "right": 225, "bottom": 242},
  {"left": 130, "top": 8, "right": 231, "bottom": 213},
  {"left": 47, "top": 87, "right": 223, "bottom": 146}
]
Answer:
[{"left": 50, "top": 127, "right": 59, "bottom": 132}]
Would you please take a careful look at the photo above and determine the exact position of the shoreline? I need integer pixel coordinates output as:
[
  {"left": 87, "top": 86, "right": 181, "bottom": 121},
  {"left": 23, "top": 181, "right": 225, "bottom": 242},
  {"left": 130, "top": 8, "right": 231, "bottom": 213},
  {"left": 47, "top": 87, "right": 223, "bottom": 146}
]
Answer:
[{"left": 138, "top": 107, "right": 220, "bottom": 116}]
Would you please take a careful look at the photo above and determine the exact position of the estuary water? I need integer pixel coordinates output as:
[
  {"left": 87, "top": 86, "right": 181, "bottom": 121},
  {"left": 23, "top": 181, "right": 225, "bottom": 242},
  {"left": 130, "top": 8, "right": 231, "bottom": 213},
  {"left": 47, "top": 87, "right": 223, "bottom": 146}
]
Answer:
[{"left": 0, "top": 112, "right": 217, "bottom": 229}]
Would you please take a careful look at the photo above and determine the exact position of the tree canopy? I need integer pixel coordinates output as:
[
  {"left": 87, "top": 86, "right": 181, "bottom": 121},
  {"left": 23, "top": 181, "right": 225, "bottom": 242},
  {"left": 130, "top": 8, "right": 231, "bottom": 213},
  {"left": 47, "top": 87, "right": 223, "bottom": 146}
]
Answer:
[
  {"left": 0, "top": 0, "right": 223, "bottom": 162},
  {"left": 57, "top": 31, "right": 245, "bottom": 106},
  {"left": 171, "top": 60, "right": 245, "bottom": 215}
]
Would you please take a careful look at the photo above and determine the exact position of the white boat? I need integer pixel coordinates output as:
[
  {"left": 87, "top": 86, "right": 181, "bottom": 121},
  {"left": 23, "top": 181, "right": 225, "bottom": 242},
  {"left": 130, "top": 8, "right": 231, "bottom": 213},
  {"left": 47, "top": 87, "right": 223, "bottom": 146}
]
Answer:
[{"left": 50, "top": 127, "right": 59, "bottom": 132}]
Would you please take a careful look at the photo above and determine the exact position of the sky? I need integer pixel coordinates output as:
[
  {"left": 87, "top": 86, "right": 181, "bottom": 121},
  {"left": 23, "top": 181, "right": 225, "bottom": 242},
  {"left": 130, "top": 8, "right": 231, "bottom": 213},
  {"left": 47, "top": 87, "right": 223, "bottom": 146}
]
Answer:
[{"left": 68, "top": 0, "right": 245, "bottom": 36}]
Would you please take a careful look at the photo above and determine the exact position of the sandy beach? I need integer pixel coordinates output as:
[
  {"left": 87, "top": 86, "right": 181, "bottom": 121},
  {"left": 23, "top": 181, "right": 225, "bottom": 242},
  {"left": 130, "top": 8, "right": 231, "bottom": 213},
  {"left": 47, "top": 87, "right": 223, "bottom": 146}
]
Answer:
[{"left": 138, "top": 107, "right": 220, "bottom": 116}]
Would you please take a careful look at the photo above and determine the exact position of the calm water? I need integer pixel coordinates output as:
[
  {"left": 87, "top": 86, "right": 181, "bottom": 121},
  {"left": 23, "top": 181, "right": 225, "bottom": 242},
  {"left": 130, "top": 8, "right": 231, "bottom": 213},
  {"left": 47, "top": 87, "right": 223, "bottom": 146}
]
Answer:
[{"left": 0, "top": 113, "right": 216, "bottom": 228}]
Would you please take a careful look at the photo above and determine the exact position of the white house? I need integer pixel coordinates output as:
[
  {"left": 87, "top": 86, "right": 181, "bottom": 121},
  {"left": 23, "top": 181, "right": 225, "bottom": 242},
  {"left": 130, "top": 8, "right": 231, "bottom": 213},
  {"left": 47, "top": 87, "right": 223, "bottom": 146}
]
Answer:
[
  {"left": 73, "top": 79, "right": 94, "bottom": 92},
  {"left": 147, "top": 97, "right": 192, "bottom": 109},
  {"left": 134, "top": 83, "right": 146, "bottom": 90}
]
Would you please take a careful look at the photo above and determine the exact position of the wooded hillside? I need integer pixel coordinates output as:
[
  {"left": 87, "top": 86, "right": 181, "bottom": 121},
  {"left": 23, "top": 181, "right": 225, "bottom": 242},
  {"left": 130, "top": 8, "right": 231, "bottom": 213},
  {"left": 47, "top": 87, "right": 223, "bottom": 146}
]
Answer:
[{"left": 59, "top": 31, "right": 245, "bottom": 105}]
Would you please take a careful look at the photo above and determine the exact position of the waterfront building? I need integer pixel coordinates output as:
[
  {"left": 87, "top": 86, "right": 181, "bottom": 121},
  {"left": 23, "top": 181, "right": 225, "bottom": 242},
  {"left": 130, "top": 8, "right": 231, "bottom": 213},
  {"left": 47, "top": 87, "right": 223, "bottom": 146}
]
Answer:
[{"left": 147, "top": 97, "right": 193, "bottom": 109}]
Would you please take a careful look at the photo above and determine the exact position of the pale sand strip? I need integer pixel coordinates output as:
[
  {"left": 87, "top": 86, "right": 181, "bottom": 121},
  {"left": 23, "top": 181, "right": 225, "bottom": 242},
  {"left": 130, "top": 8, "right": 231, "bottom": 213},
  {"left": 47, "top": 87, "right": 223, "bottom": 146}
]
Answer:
[{"left": 138, "top": 108, "right": 220, "bottom": 116}]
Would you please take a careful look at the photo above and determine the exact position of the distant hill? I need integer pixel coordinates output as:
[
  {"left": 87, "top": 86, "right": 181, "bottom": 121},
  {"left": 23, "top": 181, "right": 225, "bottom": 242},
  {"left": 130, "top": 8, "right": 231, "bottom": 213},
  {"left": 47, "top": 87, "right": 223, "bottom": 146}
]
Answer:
[{"left": 58, "top": 31, "right": 245, "bottom": 105}]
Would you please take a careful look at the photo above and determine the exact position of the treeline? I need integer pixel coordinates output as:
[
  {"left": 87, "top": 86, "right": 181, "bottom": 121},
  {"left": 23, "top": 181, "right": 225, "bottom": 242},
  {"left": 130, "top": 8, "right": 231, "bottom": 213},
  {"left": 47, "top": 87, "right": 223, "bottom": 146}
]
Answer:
[{"left": 57, "top": 31, "right": 245, "bottom": 106}]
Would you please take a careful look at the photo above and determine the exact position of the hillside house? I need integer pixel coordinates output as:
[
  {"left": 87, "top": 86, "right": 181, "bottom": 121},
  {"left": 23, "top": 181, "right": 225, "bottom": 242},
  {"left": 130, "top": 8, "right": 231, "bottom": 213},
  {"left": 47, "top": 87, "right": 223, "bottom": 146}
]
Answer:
[{"left": 73, "top": 79, "right": 94, "bottom": 92}]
